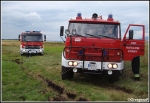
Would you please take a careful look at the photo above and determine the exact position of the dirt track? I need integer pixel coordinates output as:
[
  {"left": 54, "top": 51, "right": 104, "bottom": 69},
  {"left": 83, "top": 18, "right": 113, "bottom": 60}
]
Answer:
[{"left": 9, "top": 58, "right": 145, "bottom": 101}]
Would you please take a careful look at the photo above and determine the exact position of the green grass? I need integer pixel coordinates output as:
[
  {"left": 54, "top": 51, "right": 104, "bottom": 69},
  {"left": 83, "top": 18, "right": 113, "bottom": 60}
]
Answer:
[{"left": 2, "top": 40, "right": 149, "bottom": 101}]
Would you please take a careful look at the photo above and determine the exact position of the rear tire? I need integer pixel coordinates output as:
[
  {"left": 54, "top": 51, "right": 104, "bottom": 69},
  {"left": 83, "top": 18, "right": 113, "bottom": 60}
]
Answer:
[{"left": 62, "top": 66, "right": 74, "bottom": 80}]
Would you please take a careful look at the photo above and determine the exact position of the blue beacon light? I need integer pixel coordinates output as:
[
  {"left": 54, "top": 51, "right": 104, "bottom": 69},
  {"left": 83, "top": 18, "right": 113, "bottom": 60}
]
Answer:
[
  {"left": 107, "top": 13, "right": 113, "bottom": 21},
  {"left": 76, "top": 12, "right": 82, "bottom": 19},
  {"left": 108, "top": 13, "right": 113, "bottom": 19},
  {"left": 77, "top": 12, "right": 82, "bottom": 17}
]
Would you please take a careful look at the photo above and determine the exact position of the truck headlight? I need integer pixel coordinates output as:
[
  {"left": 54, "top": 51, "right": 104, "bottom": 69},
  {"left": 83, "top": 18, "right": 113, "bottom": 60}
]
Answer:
[
  {"left": 68, "top": 61, "right": 73, "bottom": 66},
  {"left": 108, "top": 63, "right": 113, "bottom": 68},
  {"left": 73, "top": 61, "right": 78, "bottom": 66},
  {"left": 113, "top": 64, "right": 118, "bottom": 69},
  {"left": 68, "top": 61, "right": 78, "bottom": 66},
  {"left": 107, "top": 63, "right": 118, "bottom": 69}
]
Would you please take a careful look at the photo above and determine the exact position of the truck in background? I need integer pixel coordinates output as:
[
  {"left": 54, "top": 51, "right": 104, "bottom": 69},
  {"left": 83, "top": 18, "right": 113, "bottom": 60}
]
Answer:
[
  {"left": 60, "top": 12, "right": 145, "bottom": 82},
  {"left": 18, "top": 31, "right": 46, "bottom": 55}
]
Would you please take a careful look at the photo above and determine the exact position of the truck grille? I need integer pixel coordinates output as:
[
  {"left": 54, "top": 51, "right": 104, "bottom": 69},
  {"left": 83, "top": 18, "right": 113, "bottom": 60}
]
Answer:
[
  {"left": 63, "top": 46, "right": 123, "bottom": 62},
  {"left": 25, "top": 46, "right": 40, "bottom": 49}
]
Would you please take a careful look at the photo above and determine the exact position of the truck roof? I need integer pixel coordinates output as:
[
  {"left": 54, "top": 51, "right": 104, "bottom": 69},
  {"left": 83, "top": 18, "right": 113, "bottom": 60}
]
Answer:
[
  {"left": 21, "top": 31, "right": 42, "bottom": 35},
  {"left": 69, "top": 13, "right": 120, "bottom": 24}
]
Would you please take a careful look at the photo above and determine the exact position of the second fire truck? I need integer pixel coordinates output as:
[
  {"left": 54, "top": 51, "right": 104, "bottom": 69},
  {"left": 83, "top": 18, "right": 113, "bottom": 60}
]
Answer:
[{"left": 18, "top": 31, "right": 46, "bottom": 55}]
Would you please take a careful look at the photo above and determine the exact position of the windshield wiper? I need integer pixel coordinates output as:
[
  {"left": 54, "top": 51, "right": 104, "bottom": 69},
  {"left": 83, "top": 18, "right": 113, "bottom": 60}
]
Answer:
[
  {"left": 98, "top": 34, "right": 116, "bottom": 39},
  {"left": 84, "top": 33, "right": 101, "bottom": 39}
]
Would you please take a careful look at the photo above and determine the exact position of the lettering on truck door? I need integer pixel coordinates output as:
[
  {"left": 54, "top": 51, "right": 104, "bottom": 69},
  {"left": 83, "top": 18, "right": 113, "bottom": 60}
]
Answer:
[{"left": 122, "top": 24, "right": 145, "bottom": 61}]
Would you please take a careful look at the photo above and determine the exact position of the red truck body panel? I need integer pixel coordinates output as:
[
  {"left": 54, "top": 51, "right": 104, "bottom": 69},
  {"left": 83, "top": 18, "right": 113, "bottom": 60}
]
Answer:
[{"left": 64, "top": 16, "right": 145, "bottom": 61}]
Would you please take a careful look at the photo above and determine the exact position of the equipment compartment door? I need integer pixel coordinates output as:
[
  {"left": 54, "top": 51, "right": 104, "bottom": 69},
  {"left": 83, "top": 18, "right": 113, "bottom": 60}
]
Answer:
[{"left": 122, "top": 24, "right": 145, "bottom": 61}]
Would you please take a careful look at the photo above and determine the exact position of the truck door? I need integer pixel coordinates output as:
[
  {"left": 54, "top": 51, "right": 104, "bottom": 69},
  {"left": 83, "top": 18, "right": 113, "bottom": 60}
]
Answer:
[{"left": 122, "top": 24, "right": 145, "bottom": 61}]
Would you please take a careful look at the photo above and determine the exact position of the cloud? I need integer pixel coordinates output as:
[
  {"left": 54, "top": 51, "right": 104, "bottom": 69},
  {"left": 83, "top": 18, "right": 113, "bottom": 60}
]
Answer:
[
  {"left": 2, "top": 11, "right": 41, "bottom": 27},
  {"left": 1, "top": 1, "right": 149, "bottom": 41}
]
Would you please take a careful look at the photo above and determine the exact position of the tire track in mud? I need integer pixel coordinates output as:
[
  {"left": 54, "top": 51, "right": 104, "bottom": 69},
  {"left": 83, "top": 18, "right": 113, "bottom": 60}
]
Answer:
[
  {"left": 114, "top": 86, "right": 133, "bottom": 94},
  {"left": 10, "top": 58, "right": 141, "bottom": 101},
  {"left": 11, "top": 58, "right": 134, "bottom": 95},
  {"left": 104, "top": 85, "right": 133, "bottom": 94},
  {"left": 95, "top": 82, "right": 133, "bottom": 94},
  {"left": 78, "top": 74, "right": 134, "bottom": 94},
  {"left": 7, "top": 58, "right": 88, "bottom": 101},
  {"left": 37, "top": 74, "right": 88, "bottom": 101},
  {"left": 3, "top": 59, "right": 23, "bottom": 64}
]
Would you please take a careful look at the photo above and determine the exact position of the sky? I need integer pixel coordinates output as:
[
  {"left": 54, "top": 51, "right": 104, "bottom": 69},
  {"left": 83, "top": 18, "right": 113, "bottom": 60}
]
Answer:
[{"left": 1, "top": 1, "right": 149, "bottom": 41}]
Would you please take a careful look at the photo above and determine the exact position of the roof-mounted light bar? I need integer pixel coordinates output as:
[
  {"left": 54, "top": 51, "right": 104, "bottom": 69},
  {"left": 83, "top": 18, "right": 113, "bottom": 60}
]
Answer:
[
  {"left": 25, "top": 31, "right": 41, "bottom": 33},
  {"left": 33, "top": 31, "right": 41, "bottom": 32},
  {"left": 25, "top": 31, "right": 30, "bottom": 32}
]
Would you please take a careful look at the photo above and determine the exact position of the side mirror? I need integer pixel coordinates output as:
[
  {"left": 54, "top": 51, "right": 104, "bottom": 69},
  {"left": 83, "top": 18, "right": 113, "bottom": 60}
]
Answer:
[
  {"left": 60, "top": 26, "right": 64, "bottom": 36},
  {"left": 129, "top": 30, "right": 133, "bottom": 40},
  {"left": 44, "top": 35, "right": 46, "bottom": 41},
  {"left": 18, "top": 34, "right": 20, "bottom": 41}
]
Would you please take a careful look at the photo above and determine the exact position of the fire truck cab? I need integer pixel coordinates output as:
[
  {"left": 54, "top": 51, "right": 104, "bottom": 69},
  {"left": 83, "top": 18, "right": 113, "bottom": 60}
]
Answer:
[
  {"left": 60, "top": 12, "right": 145, "bottom": 82},
  {"left": 18, "top": 31, "right": 46, "bottom": 55}
]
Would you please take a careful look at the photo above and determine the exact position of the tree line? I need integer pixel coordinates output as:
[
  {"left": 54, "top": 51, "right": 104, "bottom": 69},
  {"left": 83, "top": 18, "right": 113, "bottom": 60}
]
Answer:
[{"left": 2, "top": 39, "right": 18, "bottom": 40}]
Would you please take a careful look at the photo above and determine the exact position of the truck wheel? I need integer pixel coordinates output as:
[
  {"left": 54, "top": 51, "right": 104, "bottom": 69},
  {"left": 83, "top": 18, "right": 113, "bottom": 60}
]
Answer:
[
  {"left": 62, "top": 66, "right": 74, "bottom": 80},
  {"left": 62, "top": 66, "right": 67, "bottom": 80},
  {"left": 40, "top": 53, "right": 43, "bottom": 56},
  {"left": 68, "top": 69, "right": 74, "bottom": 79},
  {"left": 109, "top": 70, "right": 120, "bottom": 83}
]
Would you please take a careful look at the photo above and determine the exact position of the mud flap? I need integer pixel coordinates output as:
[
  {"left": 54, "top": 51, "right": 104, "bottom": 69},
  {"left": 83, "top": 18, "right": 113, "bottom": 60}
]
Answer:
[
  {"left": 62, "top": 66, "right": 74, "bottom": 80},
  {"left": 132, "top": 56, "right": 140, "bottom": 81}
]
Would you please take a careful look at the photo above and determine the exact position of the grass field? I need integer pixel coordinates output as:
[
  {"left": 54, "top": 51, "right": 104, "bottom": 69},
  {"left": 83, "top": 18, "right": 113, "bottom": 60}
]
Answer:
[{"left": 2, "top": 40, "right": 149, "bottom": 101}]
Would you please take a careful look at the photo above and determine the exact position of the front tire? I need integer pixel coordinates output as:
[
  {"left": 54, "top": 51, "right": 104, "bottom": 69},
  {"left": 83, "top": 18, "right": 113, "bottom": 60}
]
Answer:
[
  {"left": 40, "top": 53, "right": 43, "bottom": 56},
  {"left": 62, "top": 66, "right": 74, "bottom": 80},
  {"left": 21, "top": 53, "right": 24, "bottom": 56}
]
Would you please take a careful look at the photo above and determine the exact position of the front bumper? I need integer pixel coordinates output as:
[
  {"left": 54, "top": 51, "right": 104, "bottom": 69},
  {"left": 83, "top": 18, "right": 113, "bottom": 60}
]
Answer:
[
  {"left": 20, "top": 49, "right": 43, "bottom": 54},
  {"left": 61, "top": 53, "right": 124, "bottom": 73}
]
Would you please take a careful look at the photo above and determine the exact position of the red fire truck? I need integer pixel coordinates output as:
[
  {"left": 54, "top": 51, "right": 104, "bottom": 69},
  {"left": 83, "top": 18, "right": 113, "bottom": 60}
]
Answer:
[
  {"left": 60, "top": 12, "right": 145, "bottom": 82},
  {"left": 18, "top": 31, "right": 46, "bottom": 55}
]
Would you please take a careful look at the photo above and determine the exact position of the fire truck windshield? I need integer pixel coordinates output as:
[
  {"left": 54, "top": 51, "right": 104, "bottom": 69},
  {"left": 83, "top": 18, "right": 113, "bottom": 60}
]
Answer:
[
  {"left": 22, "top": 34, "right": 42, "bottom": 42},
  {"left": 68, "top": 23, "right": 120, "bottom": 39}
]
